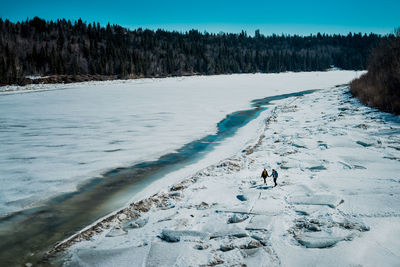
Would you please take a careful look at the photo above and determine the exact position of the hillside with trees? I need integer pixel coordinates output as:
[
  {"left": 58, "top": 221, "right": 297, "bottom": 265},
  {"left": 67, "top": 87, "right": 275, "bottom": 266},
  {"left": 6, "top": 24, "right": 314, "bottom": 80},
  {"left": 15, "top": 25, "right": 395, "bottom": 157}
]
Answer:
[
  {"left": 0, "top": 17, "right": 390, "bottom": 85},
  {"left": 350, "top": 30, "right": 400, "bottom": 114}
]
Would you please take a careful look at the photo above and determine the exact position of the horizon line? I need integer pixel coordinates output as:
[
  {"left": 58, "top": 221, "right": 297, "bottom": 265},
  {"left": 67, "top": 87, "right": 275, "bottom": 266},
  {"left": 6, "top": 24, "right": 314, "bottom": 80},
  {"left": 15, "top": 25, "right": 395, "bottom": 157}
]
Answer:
[{"left": 1, "top": 16, "right": 396, "bottom": 37}]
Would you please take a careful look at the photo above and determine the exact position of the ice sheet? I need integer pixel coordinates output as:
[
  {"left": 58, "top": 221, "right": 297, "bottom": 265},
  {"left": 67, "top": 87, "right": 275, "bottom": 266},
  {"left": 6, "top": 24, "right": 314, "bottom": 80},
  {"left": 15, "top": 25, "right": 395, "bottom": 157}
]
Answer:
[{"left": 0, "top": 71, "right": 361, "bottom": 217}]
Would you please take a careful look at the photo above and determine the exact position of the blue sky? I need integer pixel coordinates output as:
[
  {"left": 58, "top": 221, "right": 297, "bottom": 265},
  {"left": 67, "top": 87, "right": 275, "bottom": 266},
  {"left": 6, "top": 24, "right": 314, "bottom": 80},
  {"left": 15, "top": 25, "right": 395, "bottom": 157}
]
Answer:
[{"left": 1, "top": 0, "right": 399, "bottom": 35}]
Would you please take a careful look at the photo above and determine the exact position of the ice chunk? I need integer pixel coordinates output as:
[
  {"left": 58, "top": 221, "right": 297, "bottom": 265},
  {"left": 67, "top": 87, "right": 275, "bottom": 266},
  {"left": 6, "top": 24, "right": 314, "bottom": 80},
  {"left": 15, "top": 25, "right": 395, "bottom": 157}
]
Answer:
[
  {"left": 356, "top": 140, "right": 373, "bottom": 147},
  {"left": 318, "top": 143, "right": 328, "bottom": 149},
  {"left": 210, "top": 225, "right": 249, "bottom": 238},
  {"left": 220, "top": 243, "right": 235, "bottom": 252},
  {"left": 118, "top": 213, "right": 127, "bottom": 221},
  {"left": 295, "top": 232, "right": 352, "bottom": 248},
  {"left": 105, "top": 226, "right": 127, "bottom": 237},
  {"left": 158, "top": 199, "right": 176, "bottom": 210},
  {"left": 122, "top": 216, "right": 149, "bottom": 230},
  {"left": 193, "top": 244, "right": 209, "bottom": 250},
  {"left": 353, "top": 165, "right": 366, "bottom": 169},
  {"left": 160, "top": 229, "right": 210, "bottom": 242},
  {"left": 146, "top": 242, "right": 208, "bottom": 266},
  {"left": 294, "top": 205, "right": 327, "bottom": 216},
  {"left": 292, "top": 142, "right": 307, "bottom": 149},
  {"left": 279, "top": 160, "right": 298, "bottom": 169},
  {"left": 338, "top": 161, "right": 352, "bottom": 169},
  {"left": 228, "top": 213, "right": 249, "bottom": 224},
  {"left": 287, "top": 195, "right": 343, "bottom": 208},
  {"left": 335, "top": 217, "right": 370, "bottom": 232},
  {"left": 251, "top": 197, "right": 283, "bottom": 214},
  {"left": 295, "top": 210, "right": 309, "bottom": 216},
  {"left": 242, "top": 247, "right": 273, "bottom": 266},
  {"left": 169, "top": 191, "right": 182, "bottom": 197},
  {"left": 245, "top": 240, "right": 263, "bottom": 249},
  {"left": 307, "top": 165, "right": 327, "bottom": 171},
  {"left": 245, "top": 215, "right": 273, "bottom": 231},
  {"left": 250, "top": 184, "right": 273, "bottom": 190},
  {"left": 215, "top": 208, "right": 252, "bottom": 215},
  {"left": 195, "top": 201, "right": 210, "bottom": 210},
  {"left": 307, "top": 224, "right": 321, "bottom": 232},
  {"left": 250, "top": 233, "right": 269, "bottom": 246}
]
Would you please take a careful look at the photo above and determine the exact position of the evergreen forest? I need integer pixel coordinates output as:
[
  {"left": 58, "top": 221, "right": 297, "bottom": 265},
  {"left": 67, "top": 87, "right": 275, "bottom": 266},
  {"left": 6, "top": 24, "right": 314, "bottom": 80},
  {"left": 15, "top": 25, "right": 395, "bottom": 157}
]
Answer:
[{"left": 0, "top": 17, "right": 393, "bottom": 85}]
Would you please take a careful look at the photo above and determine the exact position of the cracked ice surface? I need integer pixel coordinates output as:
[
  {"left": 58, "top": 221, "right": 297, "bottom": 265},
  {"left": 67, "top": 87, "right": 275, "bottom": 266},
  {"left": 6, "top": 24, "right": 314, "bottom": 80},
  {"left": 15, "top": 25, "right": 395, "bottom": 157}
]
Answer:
[
  {"left": 0, "top": 71, "right": 361, "bottom": 217},
  {"left": 61, "top": 77, "right": 400, "bottom": 267}
]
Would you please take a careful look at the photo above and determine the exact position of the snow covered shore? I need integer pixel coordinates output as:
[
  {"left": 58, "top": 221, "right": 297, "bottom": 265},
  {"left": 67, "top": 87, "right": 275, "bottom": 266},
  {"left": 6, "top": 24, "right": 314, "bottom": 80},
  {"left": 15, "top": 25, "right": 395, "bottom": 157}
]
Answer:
[{"left": 55, "top": 85, "right": 400, "bottom": 266}]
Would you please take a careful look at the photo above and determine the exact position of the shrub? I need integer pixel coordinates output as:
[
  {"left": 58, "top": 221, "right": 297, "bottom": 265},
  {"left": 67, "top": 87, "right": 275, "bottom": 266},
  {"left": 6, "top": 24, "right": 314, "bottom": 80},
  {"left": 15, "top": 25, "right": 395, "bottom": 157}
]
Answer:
[{"left": 350, "top": 30, "right": 400, "bottom": 114}]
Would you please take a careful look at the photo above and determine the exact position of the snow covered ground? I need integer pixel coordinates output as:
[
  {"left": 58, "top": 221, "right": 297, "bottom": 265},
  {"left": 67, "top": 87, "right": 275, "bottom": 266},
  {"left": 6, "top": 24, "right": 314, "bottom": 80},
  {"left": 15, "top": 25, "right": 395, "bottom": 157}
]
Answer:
[
  {"left": 0, "top": 71, "right": 359, "bottom": 217},
  {"left": 57, "top": 84, "right": 400, "bottom": 266}
]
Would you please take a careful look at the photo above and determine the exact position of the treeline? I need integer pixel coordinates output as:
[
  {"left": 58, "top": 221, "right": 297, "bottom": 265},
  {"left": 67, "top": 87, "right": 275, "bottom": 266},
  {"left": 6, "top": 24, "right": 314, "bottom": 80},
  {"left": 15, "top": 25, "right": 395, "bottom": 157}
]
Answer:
[
  {"left": 350, "top": 30, "right": 400, "bottom": 114},
  {"left": 0, "top": 17, "right": 390, "bottom": 85}
]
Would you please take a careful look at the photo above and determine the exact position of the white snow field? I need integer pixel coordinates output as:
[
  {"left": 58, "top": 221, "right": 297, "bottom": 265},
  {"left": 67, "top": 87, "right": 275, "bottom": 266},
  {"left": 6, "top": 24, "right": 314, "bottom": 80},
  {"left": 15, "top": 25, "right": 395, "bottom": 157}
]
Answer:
[
  {"left": 58, "top": 81, "right": 400, "bottom": 266},
  {"left": 0, "top": 71, "right": 359, "bottom": 217}
]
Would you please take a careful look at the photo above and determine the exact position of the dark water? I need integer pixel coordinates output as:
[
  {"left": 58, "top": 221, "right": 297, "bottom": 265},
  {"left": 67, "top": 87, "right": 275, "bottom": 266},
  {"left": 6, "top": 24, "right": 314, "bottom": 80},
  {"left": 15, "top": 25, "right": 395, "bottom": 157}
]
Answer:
[{"left": 0, "top": 89, "right": 316, "bottom": 266}]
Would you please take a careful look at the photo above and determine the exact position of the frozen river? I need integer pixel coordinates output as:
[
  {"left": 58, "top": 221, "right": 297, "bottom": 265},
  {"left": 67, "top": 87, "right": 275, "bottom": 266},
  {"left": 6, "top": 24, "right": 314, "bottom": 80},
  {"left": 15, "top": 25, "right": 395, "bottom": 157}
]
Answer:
[
  {"left": 0, "top": 72, "right": 364, "bottom": 265},
  {"left": 0, "top": 72, "right": 360, "bottom": 218}
]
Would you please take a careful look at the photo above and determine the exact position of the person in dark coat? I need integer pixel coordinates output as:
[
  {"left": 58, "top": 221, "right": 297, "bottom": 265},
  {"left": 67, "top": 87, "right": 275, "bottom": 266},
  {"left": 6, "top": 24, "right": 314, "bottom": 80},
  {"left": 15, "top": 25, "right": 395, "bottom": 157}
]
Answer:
[
  {"left": 261, "top": 168, "right": 268, "bottom": 184},
  {"left": 271, "top": 169, "right": 278, "bottom": 187}
]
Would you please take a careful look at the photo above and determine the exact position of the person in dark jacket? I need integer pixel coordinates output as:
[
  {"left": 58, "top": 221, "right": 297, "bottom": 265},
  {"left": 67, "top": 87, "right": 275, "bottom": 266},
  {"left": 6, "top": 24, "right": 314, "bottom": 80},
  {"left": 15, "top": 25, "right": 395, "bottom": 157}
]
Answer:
[
  {"left": 271, "top": 169, "right": 278, "bottom": 187},
  {"left": 261, "top": 168, "right": 268, "bottom": 184}
]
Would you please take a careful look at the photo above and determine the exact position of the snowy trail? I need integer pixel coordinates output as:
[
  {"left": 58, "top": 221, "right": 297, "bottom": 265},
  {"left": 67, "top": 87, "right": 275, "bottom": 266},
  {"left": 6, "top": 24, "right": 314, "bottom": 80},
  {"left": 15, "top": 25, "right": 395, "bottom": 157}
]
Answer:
[{"left": 58, "top": 86, "right": 400, "bottom": 267}]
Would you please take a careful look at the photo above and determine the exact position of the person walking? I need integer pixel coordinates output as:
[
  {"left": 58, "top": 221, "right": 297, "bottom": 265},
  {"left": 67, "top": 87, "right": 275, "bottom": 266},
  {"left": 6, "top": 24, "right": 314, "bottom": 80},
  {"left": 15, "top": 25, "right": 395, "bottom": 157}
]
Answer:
[
  {"left": 271, "top": 169, "right": 278, "bottom": 187},
  {"left": 261, "top": 168, "right": 269, "bottom": 184}
]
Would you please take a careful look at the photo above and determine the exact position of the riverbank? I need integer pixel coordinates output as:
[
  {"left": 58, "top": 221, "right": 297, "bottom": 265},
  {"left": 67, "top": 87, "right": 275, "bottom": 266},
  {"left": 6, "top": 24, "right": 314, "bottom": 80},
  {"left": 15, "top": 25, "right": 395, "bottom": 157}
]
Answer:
[
  {"left": 1, "top": 73, "right": 202, "bottom": 88},
  {"left": 56, "top": 85, "right": 400, "bottom": 266},
  {"left": 0, "top": 71, "right": 360, "bottom": 94}
]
